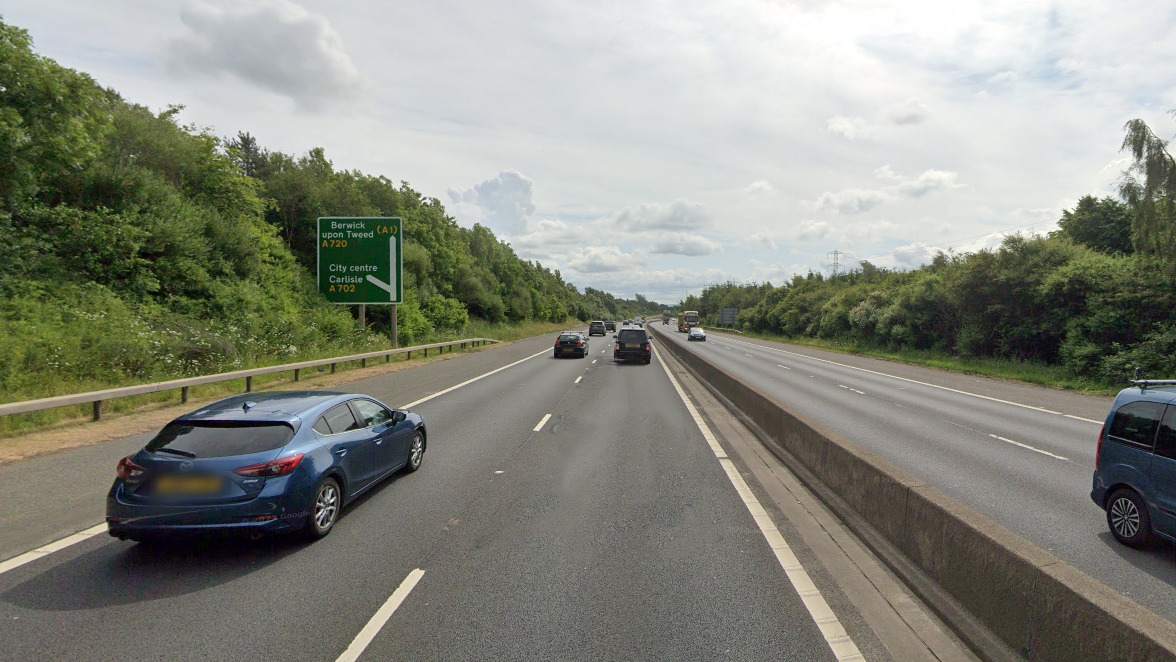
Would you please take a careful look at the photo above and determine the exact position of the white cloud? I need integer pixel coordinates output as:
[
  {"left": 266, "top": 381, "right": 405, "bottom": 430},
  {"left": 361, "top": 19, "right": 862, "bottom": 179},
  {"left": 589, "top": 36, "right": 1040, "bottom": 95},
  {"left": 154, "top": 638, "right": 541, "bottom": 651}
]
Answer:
[
  {"left": 886, "top": 98, "right": 929, "bottom": 125},
  {"left": 743, "top": 230, "right": 778, "bottom": 250},
  {"left": 742, "top": 180, "right": 776, "bottom": 197},
  {"left": 987, "top": 70, "right": 1018, "bottom": 85},
  {"left": 448, "top": 171, "right": 536, "bottom": 235},
  {"left": 796, "top": 220, "right": 831, "bottom": 241},
  {"left": 826, "top": 116, "right": 873, "bottom": 141},
  {"left": 609, "top": 200, "right": 709, "bottom": 233},
  {"left": 168, "top": 0, "right": 361, "bottom": 111},
  {"left": 565, "top": 246, "right": 647, "bottom": 273},
  {"left": 650, "top": 233, "right": 723, "bottom": 256},
  {"left": 812, "top": 168, "right": 961, "bottom": 214}
]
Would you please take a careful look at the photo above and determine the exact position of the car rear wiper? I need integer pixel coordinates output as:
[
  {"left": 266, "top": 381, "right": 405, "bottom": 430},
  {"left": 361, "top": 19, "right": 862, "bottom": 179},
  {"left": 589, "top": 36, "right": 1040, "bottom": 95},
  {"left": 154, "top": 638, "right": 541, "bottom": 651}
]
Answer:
[{"left": 154, "top": 447, "right": 197, "bottom": 458}]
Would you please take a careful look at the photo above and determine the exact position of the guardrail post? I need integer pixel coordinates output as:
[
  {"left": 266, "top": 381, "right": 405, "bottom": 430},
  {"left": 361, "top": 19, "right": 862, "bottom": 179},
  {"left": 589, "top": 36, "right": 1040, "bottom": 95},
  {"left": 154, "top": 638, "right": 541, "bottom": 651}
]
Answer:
[
  {"left": 407, "top": 351, "right": 412, "bottom": 360},
  {"left": 93, "top": 400, "right": 102, "bottom": 422},
  {"left": 181, "top": 386, "right": 189, "bottom": 403},
  {"left": 294, "top": 368, "right": 300, "bottom": 382},
  {"left": 362, "top": 358, "right": 367, "bottom": 368},
  {"left": 386, "top": 354, "right": 390, "bottom": 363},
  {"left": 462, "top": 342, "right": 466, "bottom": 351},
  {"left": 246, "top": 376, "right": 253, "bottom": 393},
  {"left": 424, "top": 348, "right": 429, "bottom": 357},
  {"left": 330, "top": 363, "right": 336, "bottom": 374}
]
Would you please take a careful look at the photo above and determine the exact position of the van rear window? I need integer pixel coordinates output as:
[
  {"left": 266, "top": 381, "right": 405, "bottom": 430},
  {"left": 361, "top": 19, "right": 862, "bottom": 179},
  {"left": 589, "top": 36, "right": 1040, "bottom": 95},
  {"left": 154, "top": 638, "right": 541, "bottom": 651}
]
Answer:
[
  {"left": 146, "top": 421, "right": 294, "bottom": 458},
  {"left": 1109, "top": 402, "right": 1166, "bottom": 449}
]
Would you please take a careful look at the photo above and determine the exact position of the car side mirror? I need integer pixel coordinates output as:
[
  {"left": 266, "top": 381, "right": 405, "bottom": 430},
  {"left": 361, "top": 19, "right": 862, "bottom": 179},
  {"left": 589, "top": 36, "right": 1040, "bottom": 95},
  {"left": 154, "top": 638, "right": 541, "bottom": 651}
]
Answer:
[{"left": 392, "top": 410, "right": 407, "bottom": 424}]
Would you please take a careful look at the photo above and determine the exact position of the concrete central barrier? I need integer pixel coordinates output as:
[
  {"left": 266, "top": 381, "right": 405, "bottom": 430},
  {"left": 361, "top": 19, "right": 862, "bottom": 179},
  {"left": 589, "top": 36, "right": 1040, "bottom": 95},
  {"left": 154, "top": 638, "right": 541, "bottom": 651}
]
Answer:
[{"left": 657, "top": 331, "right": 1176, "bottom": 662}]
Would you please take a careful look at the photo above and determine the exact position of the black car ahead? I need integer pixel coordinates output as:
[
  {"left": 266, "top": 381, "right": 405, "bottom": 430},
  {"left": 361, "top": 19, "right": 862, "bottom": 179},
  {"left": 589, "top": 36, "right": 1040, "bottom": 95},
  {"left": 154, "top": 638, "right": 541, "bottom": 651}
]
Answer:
[
  {"left": 613, "top": 328, "right": 651, "bottom": 364},
  {"left": 588, "top": 321, "right": 607, "bottom": 336},
  {"left": 605, "top": 321, "right": 616, "bottom": 332},
  {"left": 554, "top": 331, "right": 589, "bottom": 358}
]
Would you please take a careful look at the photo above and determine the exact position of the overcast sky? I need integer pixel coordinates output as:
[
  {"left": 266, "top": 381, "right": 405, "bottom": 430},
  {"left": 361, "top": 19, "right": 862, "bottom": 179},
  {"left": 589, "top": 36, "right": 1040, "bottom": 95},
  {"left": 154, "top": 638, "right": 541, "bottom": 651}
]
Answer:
[{"left": 6, "top": 0, "right": 1176, "bottom": 301}]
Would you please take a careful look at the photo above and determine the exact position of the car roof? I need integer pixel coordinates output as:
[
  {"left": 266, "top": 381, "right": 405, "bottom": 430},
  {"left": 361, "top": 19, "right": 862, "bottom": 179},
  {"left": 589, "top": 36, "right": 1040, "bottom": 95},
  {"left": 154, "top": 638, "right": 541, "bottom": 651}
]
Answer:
[{"left": 178, "top": 391, "right": 359, "bottom": 424}]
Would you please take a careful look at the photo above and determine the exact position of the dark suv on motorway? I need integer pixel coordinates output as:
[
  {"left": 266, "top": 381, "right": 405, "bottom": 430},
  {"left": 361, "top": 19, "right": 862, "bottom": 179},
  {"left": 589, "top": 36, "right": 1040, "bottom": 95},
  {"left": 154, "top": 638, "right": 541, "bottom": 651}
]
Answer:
[
  {"left": 613, "top": 328, "right": 651, "bottom": 364},
  {"left": 588, "top": 321, "right": 606, "bottom": 336},
  {"left": 1092, "top": 381, "right": 1176, "bottom": 547},
  {"left": 605, "top": 321, "right": 616, "bottom": 332}
]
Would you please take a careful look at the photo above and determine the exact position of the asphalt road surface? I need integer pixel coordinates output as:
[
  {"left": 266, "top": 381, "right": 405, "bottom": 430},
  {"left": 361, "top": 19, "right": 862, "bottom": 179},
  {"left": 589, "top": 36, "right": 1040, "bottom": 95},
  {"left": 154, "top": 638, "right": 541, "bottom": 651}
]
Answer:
[
  {"left": 0, "top": 332, "right": 944, "bottom": 662},
  {"left": 650, "top": 325, "right": 1176, "bottom": 625}
]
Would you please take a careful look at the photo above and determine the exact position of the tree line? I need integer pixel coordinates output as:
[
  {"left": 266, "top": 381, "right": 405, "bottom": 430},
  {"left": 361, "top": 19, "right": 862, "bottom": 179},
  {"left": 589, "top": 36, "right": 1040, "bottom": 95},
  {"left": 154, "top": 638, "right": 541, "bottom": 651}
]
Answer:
[
  {"left": 683, "top": 117, "right": 1176, "bottom": 385},
  {"left": 0, "top": 17, "right": 629, "bottom": 399}
]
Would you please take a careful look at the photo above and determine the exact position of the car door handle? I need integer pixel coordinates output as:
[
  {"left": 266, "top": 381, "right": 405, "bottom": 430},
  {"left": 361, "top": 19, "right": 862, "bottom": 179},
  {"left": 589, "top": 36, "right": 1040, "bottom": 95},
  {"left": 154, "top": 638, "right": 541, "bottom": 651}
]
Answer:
[{"left": 335, "top": 448, "right": 348, "bottom": 457}]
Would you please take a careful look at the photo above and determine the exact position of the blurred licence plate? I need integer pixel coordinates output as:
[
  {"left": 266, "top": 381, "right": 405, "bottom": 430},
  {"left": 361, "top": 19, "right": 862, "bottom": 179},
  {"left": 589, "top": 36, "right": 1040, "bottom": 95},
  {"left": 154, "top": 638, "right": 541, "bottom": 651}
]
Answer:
[
  {"left": 624, "top": 343, "right": 639, "bottom": 349},
  {"left": 155, "top": 476, "right": 223, "bottom": 494}
]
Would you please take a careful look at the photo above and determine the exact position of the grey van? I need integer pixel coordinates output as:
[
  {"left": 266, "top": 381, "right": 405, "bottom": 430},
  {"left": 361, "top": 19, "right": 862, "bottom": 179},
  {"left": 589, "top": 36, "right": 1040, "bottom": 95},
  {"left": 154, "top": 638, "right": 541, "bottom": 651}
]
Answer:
[{"left": 1091, "top": 382, "right": 1176, "bottom": 546}]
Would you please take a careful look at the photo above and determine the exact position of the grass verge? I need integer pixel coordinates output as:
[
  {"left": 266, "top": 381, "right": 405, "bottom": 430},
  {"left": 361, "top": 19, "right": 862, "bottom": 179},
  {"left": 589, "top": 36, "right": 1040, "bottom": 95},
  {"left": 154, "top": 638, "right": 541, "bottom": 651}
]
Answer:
[
  {"left": 0, "top": 318, "right": 575, "bottom": 442},
  {"left": 705, "top": 327, "right": 1121, "bottom": 397}
]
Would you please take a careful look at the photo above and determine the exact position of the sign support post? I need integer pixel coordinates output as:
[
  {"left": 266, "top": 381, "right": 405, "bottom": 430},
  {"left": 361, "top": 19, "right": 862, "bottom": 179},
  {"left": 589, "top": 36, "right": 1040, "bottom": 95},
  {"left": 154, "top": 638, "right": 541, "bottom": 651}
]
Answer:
[{"left": 390, "top": 305, "right": 398, "bottom": 348}]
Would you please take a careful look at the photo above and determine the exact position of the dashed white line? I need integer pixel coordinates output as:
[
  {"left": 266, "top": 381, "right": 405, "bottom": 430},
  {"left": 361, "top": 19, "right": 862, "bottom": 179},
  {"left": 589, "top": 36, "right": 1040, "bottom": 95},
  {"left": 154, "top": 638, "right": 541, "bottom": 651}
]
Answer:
[
  {"left": 652, "top": 344, "right": 864, "bottom": 662},
  {"left": 989, "top": 434, "right": 1068, "bottom": 461},
  {"left": 718, "top": 336, "right": 1101, "bottom": 424},
  {"left": 574, "top": 376, "right": 582, "bottom": 384},
  {"left": 591, "top": 359, "right": 597, "bottom": 364},
  {"left": 335, "top": 568, "right": 425, "bottom": 662},
  {"left": 837, "top": 385, "right": 866, "bottom": 395},
  {"left": 777, "top": 365, "right": 791, "bottom": 370},
  {"left": 401, "top": 347, "right": 549, "bottom": 409},
  {"left": 534, "top": 413, "right": 552, "bottom": 432},
  {"left": 745, "top": 353, "right": 753, "bottom": 357},
  {"left": 0, "top": 523, "right": 107, "bottom": 576}
]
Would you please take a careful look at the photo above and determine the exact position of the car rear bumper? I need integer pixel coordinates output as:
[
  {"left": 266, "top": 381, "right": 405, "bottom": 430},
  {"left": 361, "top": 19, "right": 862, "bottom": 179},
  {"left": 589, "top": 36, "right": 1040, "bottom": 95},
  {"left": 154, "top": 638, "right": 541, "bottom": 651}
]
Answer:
[
  {"left": 106, "top": 483, "right": 311, "bottom": 538},
  {"left": 613, "top": 350, "right": 651, "bottom": 362}
]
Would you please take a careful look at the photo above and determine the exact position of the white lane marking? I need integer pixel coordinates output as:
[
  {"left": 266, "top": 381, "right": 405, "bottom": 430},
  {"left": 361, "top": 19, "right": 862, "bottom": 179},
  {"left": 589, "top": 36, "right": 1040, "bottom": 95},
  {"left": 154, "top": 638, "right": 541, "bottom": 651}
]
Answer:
[
  {"left": 400, "top": 347, "right": 549, "bottom": 409},
  {"left": 574, "top": 376, "right": 582, "bottom": 384},
  {"left": 989, "top": 434, "right": 1068, "bottom": 461},
  {"left": 335, "top": 568, "right": 425, "bottom": 662},
  {"left": 838, "top": 385, "right": 867, "bottom": 395},
  {"left": 745, "top": 353, "right": 753, "bottom": 357},
  {"left": 592, "top": 359, "right": 597, "bottom": 364},
  {"left": 652, "top": 345, "right": 865, "bottom": 662},
  {"left": 534, "top": 413, "right": 552, "bottom": 432},
  {"left": 719, "top": 336, "right": 1101, "bottom": 424},
  {"left": 0, "top": 523, "right": 107, "bottom": 576},
  {"left": 777, "top": 365, "right": 791, "bottom": 370}
]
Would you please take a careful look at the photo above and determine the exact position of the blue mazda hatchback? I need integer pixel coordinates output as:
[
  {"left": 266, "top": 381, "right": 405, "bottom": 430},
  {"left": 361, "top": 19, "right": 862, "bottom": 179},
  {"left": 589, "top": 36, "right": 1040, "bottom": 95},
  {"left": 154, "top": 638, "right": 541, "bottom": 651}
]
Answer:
[
  {"left": 1091, "top": 382, "right": 1176, "bottom": 547},
  {"left": 107, "top": 391, "right": 426, "bottom": 542}
]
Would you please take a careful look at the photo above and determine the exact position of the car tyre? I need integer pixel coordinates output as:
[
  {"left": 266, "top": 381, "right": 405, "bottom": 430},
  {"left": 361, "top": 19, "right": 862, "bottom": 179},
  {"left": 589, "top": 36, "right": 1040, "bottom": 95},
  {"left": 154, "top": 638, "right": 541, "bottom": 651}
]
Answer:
[
  {"left": 404, "top": 430, "right": 425, "bottom": 473},
  {"left": 305, "top": 477, "right": 342, "bottom": 540},
  {"left": 645, "top": 356, "right": 651, "bottom": 364},
  {"left": 1107, "top": 488, "right": 1152, "bottom": 547}
]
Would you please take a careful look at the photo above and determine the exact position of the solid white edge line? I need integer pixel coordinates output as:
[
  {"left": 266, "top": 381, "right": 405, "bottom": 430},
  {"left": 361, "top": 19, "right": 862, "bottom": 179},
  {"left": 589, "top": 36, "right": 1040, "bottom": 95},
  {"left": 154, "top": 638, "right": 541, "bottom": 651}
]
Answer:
[
  {"left": 651, "top": 345, "right": 865, "bottom": 662},
  {"left": 574, "top": 376, "right": 582, "bottom": 384},
  {"left": 534, "top": 413, "right": 552, "bottom": 432},
  {"left": 0, "top": 523, "right": 107, "bottom": 576},
  {"left": 988, "top": 434, "right": 1069, "bottom": 461},
  {"left": 335, "top": 568, "right": 425, "bottom": 662},
  {"left": 400, "top": 347, "right": 549, "bottom": 409},
  {"left": 720, "top": 336, "right": 1100, "bottom": 424}
]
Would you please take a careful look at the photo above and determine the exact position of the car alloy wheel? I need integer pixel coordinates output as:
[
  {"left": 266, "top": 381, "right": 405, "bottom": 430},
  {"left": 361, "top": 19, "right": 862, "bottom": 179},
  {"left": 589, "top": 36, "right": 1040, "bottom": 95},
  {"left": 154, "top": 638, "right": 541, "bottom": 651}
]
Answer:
[
  {"left": 305, "top": 477, "right": 341, "bottom": 540},
  {"left": 405, "top": 431, "right": 425, "bottom": 472}
]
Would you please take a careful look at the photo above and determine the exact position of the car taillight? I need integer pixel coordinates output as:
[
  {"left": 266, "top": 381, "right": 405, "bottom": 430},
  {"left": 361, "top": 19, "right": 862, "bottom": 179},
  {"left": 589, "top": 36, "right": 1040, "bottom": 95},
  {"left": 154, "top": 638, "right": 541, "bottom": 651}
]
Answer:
[
  {"left": 235, "top": 454, "right": 305, "bottom": 478},
  {"left": 1095, "top": 425, "right": 1106, "bottom": 468},
  {"left": 116, "top": 456, "right": 147, "bottom": 481},
  {"left": 577, "top": 341, "right": 583, "bottom": 346}
]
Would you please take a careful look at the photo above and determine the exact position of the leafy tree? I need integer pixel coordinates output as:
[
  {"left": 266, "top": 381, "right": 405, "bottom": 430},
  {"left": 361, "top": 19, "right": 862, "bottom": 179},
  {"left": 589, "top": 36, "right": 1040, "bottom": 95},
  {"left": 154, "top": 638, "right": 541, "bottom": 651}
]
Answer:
[
  {"left": 1120, "top": 116, "right": 1176, "bottom": 262},
  {"left": 1055, "top": 196, "right": 1133, "bottom": 255}
]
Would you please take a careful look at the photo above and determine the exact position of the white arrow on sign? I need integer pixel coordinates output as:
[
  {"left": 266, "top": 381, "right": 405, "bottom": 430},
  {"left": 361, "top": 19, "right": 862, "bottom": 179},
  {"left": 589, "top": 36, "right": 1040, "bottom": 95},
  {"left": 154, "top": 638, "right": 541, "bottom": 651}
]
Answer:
[{"left": 364, "top": 235, "right": 398, "bottom": 301}]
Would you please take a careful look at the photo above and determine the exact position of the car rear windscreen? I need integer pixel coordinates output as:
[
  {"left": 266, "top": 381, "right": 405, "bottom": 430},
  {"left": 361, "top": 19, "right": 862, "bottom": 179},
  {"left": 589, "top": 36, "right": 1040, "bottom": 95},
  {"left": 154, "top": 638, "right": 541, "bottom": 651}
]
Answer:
[
  {"left": 559, "top": 334, "right": 580, "bottom": 341},
  {"left": 146, "top": 421, "right": 295, "bottom": 458},
  {"left": 618, "top": 330, "right": 647, "bottom": 342}
]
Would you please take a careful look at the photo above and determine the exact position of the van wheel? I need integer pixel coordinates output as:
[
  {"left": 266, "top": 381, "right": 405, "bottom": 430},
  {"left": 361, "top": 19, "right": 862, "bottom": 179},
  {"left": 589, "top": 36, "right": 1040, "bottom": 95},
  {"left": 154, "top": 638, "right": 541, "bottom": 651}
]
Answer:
[{"left": 1107, "top": 489, "right": 1152, "bottom": 547}]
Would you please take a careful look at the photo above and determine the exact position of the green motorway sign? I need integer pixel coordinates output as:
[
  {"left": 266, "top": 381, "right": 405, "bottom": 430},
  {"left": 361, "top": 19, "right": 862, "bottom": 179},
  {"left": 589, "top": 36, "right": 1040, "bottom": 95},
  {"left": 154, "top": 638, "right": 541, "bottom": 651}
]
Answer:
[{"left": 317, "top": 217, "right": 403, "bottom": 304}]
